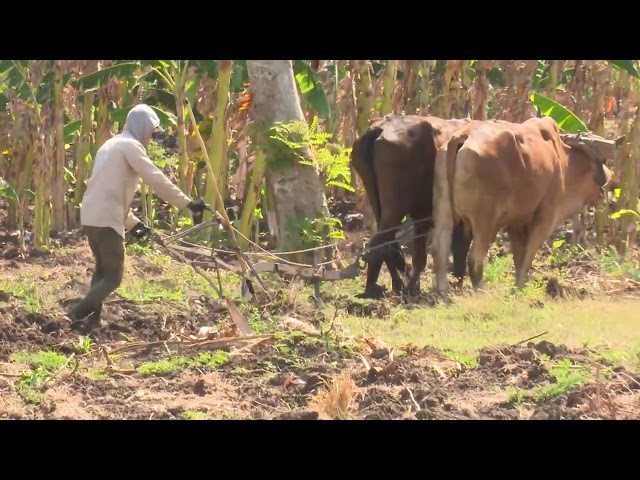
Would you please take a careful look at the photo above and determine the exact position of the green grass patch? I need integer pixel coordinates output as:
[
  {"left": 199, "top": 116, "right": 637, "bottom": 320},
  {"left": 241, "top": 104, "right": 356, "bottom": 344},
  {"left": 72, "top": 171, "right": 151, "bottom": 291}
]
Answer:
[
  {"left": 10, "top": 350, "right": 71, "bottom": 404},
  {"left": 182, "top": 410, "right": 207, "bottom": 420},
  {"left": 0, "top": 277, "right": 43, "bottom": 312},
  {"left": 444, "top": 350, "right": 478, "bottom": 369},
  {"left": 508, "top": 358, "right": 593, "bottom": 405},
  {"left": 337, "top": 251, "right": 640, "bottom": 363},
  {"left": 87, "top": 368, "right": 110, "bottom": 382},
  {"left": 137, "top": 350, "right": 230, "bottom": 377}
]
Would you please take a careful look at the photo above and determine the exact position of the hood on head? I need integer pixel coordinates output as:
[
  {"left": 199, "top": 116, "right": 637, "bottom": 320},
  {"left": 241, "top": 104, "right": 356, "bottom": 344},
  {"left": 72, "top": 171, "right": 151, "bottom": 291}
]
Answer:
[{"left": 124, "top": 104, "right": 162, "bottom": 143}]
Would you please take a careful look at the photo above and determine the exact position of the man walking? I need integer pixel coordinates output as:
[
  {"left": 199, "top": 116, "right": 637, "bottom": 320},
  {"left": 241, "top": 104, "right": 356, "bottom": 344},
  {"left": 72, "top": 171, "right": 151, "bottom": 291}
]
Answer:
[{"left": 69, "top": 104, "right": 205, "bottom": 333}]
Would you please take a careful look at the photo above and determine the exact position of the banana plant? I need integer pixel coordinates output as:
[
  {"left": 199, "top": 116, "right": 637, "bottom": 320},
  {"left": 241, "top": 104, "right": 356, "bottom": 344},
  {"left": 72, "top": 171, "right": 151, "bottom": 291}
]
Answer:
[{"left": 529, "top": 92, "right": 589, "bottom": 132}]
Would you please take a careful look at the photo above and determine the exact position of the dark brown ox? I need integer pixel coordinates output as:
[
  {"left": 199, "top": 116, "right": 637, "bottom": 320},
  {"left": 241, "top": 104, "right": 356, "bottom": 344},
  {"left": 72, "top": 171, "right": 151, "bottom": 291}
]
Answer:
[
  {"left": 350, "top": 114, "right": 472, "bottom": 298},
  {"left": 432, "top": 116, "right": 618, "bottom": 294}
]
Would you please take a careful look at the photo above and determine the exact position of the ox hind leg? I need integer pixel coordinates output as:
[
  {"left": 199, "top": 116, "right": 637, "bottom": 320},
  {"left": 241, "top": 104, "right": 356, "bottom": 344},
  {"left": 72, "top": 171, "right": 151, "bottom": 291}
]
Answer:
[
  {"left": 467, "top": 219, "right": 499, "bottom": 291},
  {"left": 359, "top": 213, "right": 409, "bottom": 299},
  {"left": 506, "top": 226, "right": 529, "bottom": 281},
  {"left": 403, "top": 215, "right": 432, "bottom": 296},
  {"left": 387, "top": 240, "right": 409, "bottom": 293},
  {"left": 514, "top": 217, "right": 556, "bottom": 290}
]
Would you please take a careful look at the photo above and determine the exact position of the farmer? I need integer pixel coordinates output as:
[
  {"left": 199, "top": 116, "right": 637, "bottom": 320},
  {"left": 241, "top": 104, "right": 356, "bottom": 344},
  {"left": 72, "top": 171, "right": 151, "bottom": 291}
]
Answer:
[{"left": 68, "top": 103, "right": 205, "bottom": 333}]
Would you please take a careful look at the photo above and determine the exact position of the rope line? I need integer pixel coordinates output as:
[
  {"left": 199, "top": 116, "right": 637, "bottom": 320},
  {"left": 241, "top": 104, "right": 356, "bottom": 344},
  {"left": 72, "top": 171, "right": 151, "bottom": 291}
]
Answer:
[{"left": 169, "top": 219, "right": 433, "bottom": 271}]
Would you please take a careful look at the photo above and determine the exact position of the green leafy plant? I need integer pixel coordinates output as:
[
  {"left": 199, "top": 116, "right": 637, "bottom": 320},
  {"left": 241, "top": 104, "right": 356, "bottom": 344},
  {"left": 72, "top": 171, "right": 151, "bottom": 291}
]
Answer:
[
  {"left": 529, "top": 92, "right": 589, "bottom": 133},
  {"left": 267, "top": 116, "right": 355, "bottom": 193}
]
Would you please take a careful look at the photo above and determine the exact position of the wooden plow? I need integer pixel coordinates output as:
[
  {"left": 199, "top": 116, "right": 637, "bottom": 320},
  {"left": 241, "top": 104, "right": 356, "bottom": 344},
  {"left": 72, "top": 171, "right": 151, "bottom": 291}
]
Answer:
[
  {"left": 144, "top": 212, "right": 366, "bottom": 302},
  {"left": 139, "top": 203, "right": 433, "bottom": 303}
]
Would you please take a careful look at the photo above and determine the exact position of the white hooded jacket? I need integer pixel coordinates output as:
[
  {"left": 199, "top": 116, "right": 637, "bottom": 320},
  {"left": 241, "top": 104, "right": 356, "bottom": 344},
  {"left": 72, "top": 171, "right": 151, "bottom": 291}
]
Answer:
[{"left": 80, "top": 104, "right": 191, "bottom": 238}]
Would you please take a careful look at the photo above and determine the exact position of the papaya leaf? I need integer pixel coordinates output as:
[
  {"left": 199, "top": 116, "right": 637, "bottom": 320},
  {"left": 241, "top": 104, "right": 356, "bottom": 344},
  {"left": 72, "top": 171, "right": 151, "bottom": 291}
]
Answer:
[
  {"left": 0, "top": 184, "right": 17, "bottom": 201},
  {"left": 0, "top": 60, "right": 12, "bottom": 75},
  {"left": 73, "top": 62, "right": 140, "bottom": 90},
  {"left": 609, "top": 60, "right": 640, "bottom": 79},
  {"left": 231, "top": 61, "right": 248, "bottom": 93},
  {"left": 111, "top": 105, "right": 177, "bottom": 128},
  {"left": 64, "top": 120, "right": 82, "bottom": 143},
  {"left": 185, "top": 76, "right": 201, "bottom": 106},
  {"left": 141, "top": 60, "right": 171, "bottom": 69},
  {"left": 194, "top": 60, "right": 218, "bottom": 79},
  {"left": 529, "top": 92, "right": 589, "bottom": 133},
  {"left": 144, "top": 89, "right": 177, "bottom": 113},
  {"left": 293, "top": 60, "right": 331, "bottom": 120}
]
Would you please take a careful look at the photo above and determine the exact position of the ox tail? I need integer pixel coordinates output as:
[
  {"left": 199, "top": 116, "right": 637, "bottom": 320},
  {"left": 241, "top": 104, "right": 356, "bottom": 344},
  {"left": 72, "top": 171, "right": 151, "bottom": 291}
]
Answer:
[
  {"left": 445, "top": 133, "right": 470, "bottom": 285},
  {"left": 445, "top": 133, "right": 468, "bottom": 219},
  {"left": 350, "top": 124, "right": 384, "bottom": 223}
]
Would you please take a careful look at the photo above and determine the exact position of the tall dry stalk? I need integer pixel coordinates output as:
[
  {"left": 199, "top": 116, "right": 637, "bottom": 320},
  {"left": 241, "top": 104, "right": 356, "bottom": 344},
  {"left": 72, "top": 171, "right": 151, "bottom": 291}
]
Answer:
[
  {"left": 402, "top": 60, "right": 420, "bottom": 115},
  {"left": 546, "top": 60, "right": 563, "bottom": 99},
  {"left": 617, "top": 81, "right": 640, "bottom": 250},
  {"left": 51, "top": 60, "right": 66, "bottom": 232},
  {"left": 354, "top": 60, "right": 374, "bottom": 135},
  {"left": 237, "top": 149, "right": 266, "bottom": 249},
  {"left": 353, "top": 60, "right": 376, "bottom": 228},
  {"left": 418, "top": 60, "right": 433, "bottom": 114},
  {"left": 589, "top": 61, "right": 612, "bottom": 247},
  {"left": 74, "top": 89, "right": 94, "bottom": 214},
  {"left": 380, "top": 60, "right": 398, "bottom": 115},
  {"left": 4, "top": 98, "right": 35, "bottom": 246},
  {"left": 206, "top": 60, "right": 233, "bottom": 215},
  {"left": 469, "top": 60, "right": 494, "bottom": 120},
  {"left": 492, "top": 60, "right": 537, "bottom": 122},
  {"left": 92, "top": 62, "right": 114, "bottom": 158}
]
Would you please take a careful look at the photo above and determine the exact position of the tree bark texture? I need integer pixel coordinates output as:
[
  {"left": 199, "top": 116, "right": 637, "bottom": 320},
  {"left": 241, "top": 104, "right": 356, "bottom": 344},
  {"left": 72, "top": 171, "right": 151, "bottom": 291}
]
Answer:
[{"left": 246, "top": 60, "right": 330, "bottom": 253}]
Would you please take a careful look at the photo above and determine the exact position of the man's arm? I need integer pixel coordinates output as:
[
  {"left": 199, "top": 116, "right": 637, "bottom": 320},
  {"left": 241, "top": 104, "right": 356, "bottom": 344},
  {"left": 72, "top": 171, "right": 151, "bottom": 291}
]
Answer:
[
  {"left": 124, "top": 209, "right": 142, "bottom": 231},
  {"left": 124, "top": 141, "right": 191, "bottom": 210}
]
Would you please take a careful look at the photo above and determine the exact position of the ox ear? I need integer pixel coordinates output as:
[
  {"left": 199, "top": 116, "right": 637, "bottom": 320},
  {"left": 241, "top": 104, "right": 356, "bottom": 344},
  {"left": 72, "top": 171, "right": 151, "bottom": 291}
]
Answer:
[{"left": 593, "top": 162, "right": 610, "bottom": 188}]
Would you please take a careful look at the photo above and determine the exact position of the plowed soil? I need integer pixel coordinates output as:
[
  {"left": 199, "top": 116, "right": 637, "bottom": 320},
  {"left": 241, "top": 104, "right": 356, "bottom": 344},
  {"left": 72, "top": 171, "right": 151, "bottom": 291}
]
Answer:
[{"left": 1, "top": 225, "right": 639, "bottom": 420}]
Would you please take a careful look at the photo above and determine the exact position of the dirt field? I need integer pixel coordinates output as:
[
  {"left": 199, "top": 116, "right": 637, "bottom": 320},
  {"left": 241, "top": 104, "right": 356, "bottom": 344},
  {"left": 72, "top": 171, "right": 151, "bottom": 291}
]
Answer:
[{"left": 1, "top": 222, "right": 640, "bottom": 420}]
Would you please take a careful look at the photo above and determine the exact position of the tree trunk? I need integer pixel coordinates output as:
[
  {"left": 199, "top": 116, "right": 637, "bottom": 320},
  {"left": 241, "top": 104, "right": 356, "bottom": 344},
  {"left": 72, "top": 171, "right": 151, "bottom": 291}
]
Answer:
[{"left": 246, "top": 60, "right": 330, "bottom": 258}]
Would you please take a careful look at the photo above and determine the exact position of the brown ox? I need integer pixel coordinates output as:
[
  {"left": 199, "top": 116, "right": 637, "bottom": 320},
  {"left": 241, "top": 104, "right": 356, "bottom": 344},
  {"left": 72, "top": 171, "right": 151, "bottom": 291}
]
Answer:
[
  {"left": 432, "top": 116, "right": 617, "bottom": 294},
  {"left": 350, "top": 114, "right": 473, "bottom": 298}
]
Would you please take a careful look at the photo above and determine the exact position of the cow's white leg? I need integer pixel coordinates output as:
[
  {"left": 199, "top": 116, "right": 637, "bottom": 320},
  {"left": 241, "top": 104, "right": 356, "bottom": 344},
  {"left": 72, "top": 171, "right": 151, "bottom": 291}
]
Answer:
[
  {"left": 432, "top": 148, "right": 453, "bottom": 294},
  {"left": 432, "top": 221, "right": 453, "bottom": 294}
]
